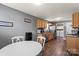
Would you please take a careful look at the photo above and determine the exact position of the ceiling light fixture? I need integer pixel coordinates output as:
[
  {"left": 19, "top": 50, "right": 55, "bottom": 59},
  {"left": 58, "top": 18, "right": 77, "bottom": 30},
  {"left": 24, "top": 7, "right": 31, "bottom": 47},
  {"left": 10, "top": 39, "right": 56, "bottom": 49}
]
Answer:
[
  {"left": 33, "top": 3, "right": 42, "bottom": 5},
  {"left": 54, "top": 17, "right": 63, "bottom": 21}
]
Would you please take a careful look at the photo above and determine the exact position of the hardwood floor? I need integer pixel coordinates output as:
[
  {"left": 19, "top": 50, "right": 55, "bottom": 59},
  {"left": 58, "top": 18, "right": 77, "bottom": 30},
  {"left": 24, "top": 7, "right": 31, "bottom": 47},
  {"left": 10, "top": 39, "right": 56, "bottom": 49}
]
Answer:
[{"left": 43, "top": 39, "right": 67, "bottom": 56}]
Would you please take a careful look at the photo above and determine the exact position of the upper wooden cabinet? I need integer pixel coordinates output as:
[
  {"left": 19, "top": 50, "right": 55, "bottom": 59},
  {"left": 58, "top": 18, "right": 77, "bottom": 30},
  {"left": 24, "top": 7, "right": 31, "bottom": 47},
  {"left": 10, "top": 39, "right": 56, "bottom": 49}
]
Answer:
[
  {"left": 36, "top": 19, "right": 47, "bottom": 29},
  {"left": 72, "top": 12, "right": 79, "bottom": 28}
]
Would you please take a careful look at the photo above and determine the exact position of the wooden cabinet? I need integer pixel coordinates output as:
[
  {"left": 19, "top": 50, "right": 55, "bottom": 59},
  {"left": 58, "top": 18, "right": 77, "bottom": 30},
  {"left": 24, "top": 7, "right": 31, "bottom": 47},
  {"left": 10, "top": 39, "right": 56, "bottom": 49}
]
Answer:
[
  {"left": 72, "top": 12, "right": 79, "bottom": 28},
  {"left": 36, "top": 19, "right": 47, "bottom": 29},
  {"left": 36, "top": 20, "right": 41, "bottom": 28},
  {"left": 66, "top": 36, "right": 77, "bottom": 50},
  {"left": 43, "top": 32, "right": 54, "bottom": 41},
  {"left": 66, "top": 36, "right": 79, "bottom": 54}
]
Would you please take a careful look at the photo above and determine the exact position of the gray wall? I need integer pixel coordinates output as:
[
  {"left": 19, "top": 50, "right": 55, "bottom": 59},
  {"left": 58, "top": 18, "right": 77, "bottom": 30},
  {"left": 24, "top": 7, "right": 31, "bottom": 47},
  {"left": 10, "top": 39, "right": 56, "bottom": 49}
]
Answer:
[{"left": 0, "top": 4, "right": 38, "bottom": 49}]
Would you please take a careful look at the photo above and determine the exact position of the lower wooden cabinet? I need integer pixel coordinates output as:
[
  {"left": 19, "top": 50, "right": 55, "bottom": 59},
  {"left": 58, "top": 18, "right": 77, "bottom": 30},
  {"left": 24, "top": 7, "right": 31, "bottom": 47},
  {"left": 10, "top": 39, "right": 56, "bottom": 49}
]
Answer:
[
  {"left": 43, "top": 32, "right": 55, "bottom": 41},
  {"left": 66, "top": 36, "right": 79, "bottom": 54}
]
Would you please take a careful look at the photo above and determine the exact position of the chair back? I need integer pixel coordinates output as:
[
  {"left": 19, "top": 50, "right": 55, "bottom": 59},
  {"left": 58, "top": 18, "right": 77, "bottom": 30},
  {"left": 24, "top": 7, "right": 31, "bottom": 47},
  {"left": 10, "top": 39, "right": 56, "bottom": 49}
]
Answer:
[
  {"left": 11, "top": 36, "right": 25, "bottom": 43},
  {"left": 37, "top": 36, "right": 46, "bottom": 48}
]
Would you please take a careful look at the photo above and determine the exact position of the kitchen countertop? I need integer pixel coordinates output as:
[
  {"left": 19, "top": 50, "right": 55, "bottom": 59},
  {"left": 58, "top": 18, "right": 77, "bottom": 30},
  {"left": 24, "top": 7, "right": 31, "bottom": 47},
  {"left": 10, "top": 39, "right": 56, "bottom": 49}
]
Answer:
[{"left": 67, "top": 34, "right": 79, "bottom": 37}]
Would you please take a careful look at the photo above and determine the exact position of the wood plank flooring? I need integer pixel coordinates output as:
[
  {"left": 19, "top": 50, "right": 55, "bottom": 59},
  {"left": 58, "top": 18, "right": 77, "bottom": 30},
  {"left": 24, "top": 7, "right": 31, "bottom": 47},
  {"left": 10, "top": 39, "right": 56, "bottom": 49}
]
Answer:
[{"left": 43, "top": 39, "right": 67, "bottom": 56}]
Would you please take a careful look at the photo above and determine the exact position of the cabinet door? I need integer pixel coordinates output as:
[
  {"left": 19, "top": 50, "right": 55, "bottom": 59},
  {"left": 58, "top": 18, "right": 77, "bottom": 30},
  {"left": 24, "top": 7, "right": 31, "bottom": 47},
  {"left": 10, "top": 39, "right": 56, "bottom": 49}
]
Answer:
[
  {"left": 36, "top": 20, "right": 42, "bottom": 28},
  {"left": 36, "top": 19, "right": 47, "bottom": 29},
  {"left": 72, "top": 12, "right": 79, "bottom": 28},
  {"left": 40, "top": 20, "right": 43, "bottom": 28},
  {"left": 36, "top": 20, "right": 40, "bottom": 28},
  {"left": 66, "top": 37, "right": 79, "bottom": 54},
  {"left": 76, "top": 38, "right": 79, "bottom": 50},
  {"left": 39, "top": 20, "right": 42, "bottom": 28},
  {"left": 42, "top": 20, "right": 45, "bottom": 28},
  {"left": 44, "top": 21, "right": 47, "bottom": 28},
  {"left": 66, "top": 37, "right": 76, "bottom": 50},
  {"left": 42, "top": 20, "right": 47, "bottom": 28}
]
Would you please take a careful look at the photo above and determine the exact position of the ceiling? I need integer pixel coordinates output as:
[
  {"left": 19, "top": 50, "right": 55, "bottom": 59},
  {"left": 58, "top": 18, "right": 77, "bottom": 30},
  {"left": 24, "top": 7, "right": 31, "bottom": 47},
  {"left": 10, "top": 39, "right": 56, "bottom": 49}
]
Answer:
[{"left": 2, "top": 3, "right": 79, "bottom": 22}]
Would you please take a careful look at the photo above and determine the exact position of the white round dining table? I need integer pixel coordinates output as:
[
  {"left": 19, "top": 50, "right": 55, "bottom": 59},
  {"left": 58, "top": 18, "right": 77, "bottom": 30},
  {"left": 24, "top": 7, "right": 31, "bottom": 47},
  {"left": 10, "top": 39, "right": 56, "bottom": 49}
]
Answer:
[{"left": 0, "top": 41, "right": 42, "bottom": 56}]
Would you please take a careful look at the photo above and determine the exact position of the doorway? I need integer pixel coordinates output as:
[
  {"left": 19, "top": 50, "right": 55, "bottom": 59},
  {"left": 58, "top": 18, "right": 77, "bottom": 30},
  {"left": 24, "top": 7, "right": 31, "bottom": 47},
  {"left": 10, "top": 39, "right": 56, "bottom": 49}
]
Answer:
[{"left": 56, "top": 23, "right": 66, "bottom": 40}]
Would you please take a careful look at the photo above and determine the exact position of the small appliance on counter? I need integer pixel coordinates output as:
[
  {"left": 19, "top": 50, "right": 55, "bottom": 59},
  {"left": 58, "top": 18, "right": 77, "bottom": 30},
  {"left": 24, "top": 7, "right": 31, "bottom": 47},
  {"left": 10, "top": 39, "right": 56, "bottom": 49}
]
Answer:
[
  {"left": 37, "top": 28, "right": 44, "bottom": 33},
  {"left": 77, "top": 28, "right": 79, "bottom": 35},
  {"left": 72, "top": 28, "right": 79, "bottom": 35}
]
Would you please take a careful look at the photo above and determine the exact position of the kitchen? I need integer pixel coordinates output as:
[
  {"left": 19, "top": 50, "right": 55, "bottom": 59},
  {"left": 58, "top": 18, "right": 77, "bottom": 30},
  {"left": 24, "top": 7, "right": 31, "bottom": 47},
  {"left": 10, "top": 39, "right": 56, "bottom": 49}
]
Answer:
[{"left": 36, "top": 12, "right": 79, "bottom": 56}]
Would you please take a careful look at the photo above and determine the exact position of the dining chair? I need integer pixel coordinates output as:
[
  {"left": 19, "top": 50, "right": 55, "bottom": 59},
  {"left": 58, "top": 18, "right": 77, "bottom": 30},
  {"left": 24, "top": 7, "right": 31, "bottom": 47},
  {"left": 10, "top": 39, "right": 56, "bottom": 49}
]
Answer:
[
  {"left": 37, "top": 34, "right": 46, "bottom": 56},
  {"left": 37, "top": 35, "right": 46, "bottom": 48},
  {"left": 11, "top": 36, "right": 25, "bottom": 43}
]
